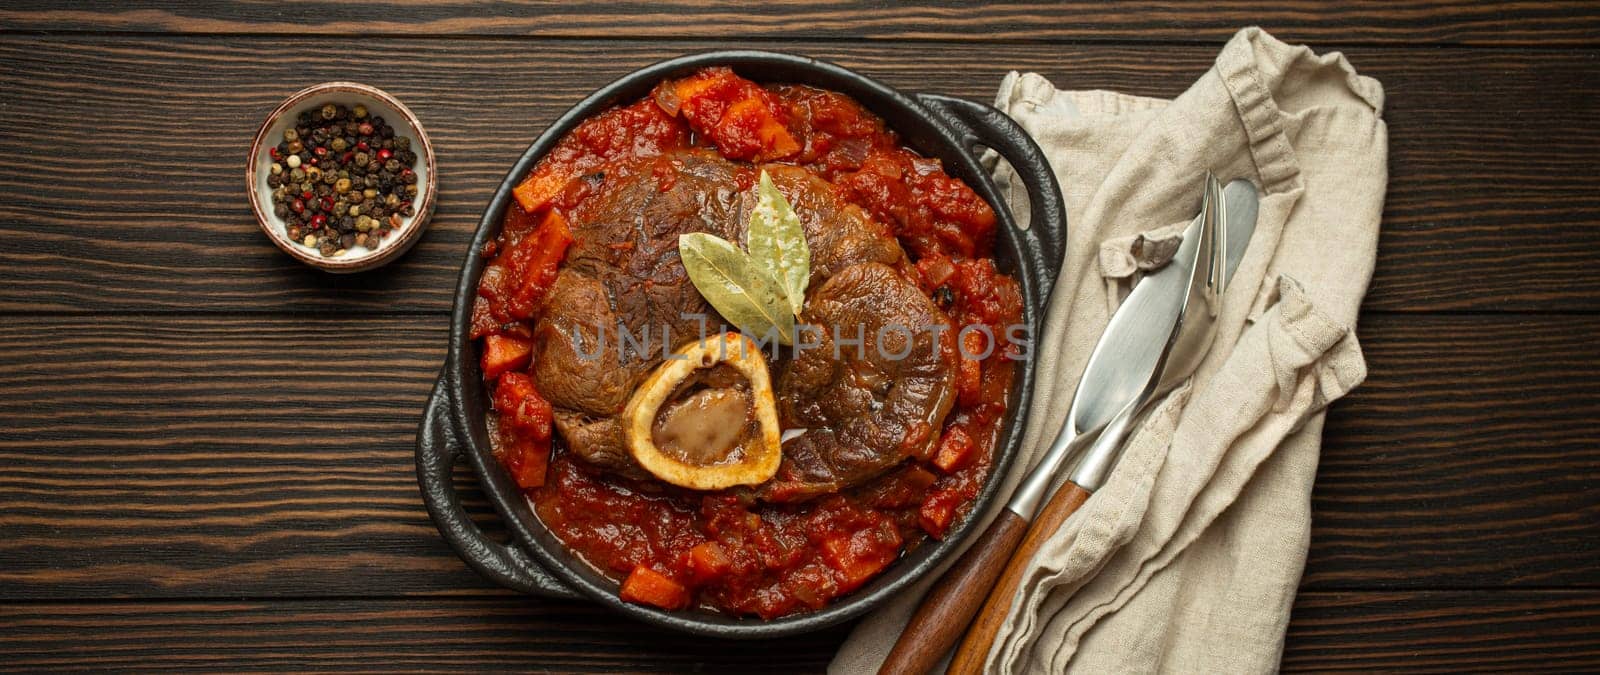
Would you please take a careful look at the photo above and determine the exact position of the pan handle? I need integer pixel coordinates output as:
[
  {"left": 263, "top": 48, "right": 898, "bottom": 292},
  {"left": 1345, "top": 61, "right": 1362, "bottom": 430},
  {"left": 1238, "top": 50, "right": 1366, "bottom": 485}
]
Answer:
[
  {"left": 416, "top": 376, "right": 578, "bottom": 598},
  {"left": 916, "top": 93, "right": 1067, "bottom": 299}
]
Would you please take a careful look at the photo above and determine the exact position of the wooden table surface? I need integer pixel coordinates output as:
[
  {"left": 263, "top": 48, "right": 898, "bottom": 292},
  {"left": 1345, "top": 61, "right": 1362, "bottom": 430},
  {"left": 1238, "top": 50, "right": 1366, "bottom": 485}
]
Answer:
[{"left": 2, "top": 3, "right": 1598, "bottom": 671}]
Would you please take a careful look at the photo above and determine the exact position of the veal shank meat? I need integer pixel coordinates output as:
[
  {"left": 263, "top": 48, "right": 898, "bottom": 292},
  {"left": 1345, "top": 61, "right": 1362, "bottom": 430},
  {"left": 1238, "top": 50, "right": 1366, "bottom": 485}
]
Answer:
[
  {"left": 529, "top": 150, "right": 954, "bottom": 496},
  {"left": 763, "top": 262, "right": 956, "bottom": 501}
]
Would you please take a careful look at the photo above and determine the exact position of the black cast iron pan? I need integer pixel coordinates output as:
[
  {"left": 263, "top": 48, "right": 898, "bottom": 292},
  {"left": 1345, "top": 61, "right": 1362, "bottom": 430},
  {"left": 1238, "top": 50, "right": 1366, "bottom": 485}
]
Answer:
[{"left": 416, "top": 50, "right": 1067, "bottom": 638}]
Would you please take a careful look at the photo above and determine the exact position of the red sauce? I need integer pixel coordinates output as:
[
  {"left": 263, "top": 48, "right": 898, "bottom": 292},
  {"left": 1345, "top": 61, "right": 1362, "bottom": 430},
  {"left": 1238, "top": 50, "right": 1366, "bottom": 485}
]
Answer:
[{"left": 476, "top": 67, "right": 1023, "bottom": 618}]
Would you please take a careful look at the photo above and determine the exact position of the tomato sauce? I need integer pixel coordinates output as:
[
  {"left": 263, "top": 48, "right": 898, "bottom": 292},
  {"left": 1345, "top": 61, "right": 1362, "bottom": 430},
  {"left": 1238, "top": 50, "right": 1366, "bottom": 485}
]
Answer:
[{"left": 476, "top": 67, "right": 1023, "bottom": 618}]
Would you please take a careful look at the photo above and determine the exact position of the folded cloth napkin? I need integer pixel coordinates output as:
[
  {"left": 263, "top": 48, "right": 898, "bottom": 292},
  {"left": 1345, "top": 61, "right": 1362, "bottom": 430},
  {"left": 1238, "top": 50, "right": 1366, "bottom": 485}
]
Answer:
[{"left": 832, "top": 27, "right": 1386, "bottom": 673}]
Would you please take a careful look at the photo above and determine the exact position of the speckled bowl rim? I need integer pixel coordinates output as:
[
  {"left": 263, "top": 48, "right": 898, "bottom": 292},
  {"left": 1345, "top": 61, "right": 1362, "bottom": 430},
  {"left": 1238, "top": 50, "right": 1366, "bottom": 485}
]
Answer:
[{"left": 247, "top": 81, "right": 437, "bottom": 273}]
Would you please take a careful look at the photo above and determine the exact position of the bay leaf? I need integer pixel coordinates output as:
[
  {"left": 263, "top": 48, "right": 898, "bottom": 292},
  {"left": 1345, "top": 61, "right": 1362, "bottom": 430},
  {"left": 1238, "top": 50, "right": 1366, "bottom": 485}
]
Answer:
[
  {"left": 679, "top": 232, "right": 796, "bottom": 345},
  {"left": 745, "top": 170, "right": 810, "bottom": 317}
]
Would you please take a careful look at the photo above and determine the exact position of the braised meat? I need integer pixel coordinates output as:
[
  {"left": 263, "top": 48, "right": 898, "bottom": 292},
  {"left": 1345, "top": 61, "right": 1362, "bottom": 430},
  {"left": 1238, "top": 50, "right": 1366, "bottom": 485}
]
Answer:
[
  {"left": 482, "top": 69, "right": 1022, "bottom": 618},
  {"left": 532, "top": 151, "right": 912, "bottom": 478},
  {"left": 765, "top": 262, "right": 957, "bottom": 501},
  {"left": 530, "top": 152, "right": 738, "bottom": 474},
  {"left": 729, "top": 164, "right": 906, "bottom": 289}
]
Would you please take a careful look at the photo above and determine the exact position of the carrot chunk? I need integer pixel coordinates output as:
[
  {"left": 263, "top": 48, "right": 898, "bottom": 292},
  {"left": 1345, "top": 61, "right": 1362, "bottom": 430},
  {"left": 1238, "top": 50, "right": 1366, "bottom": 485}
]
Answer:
[
  {"left": 477, "top": 209, "right": 574, "bottom": 323},
  {"left": 719, "top": 97, "right": 801, "bottom": 161},
  {"left": 687, "top": 541, "right": 732, "bottom": 586},
  {"left": 504, "top": 210, "right": 574, "bottom": 320},
  {"left": 819, "top": 521, "right": 902, "bottom": 593},
  {"left": 918, "top": 489, "right": 961, "bottom": 539},
  {"left": 511, "top": 98, "right": 688, "bottom": 213},
  {"left": 620, "top": 566, "right": 691, "bottom": 610},
  {"left": 657, "top": 67, "right": 800, "bottom": 162},
  {"left": 493, "top": 372, "right": 553, "bottom": 440},
  {"left": 491, "top": 369, "right": 552, "bottom": 490},
  {"left": 511, "top": 170, "right": 571, "bottom": 214},
  {"left": 955, "top": 355, "right": 983, "bottom": 408},
  {"left": 931, "top": 426, "right": 977, "bottom": 474},
  {"left": 501, "top": 432, "right": 550, "bottom": 490},
  {"left": 480, "top": 334, "right": 533, "bottom": 379}
]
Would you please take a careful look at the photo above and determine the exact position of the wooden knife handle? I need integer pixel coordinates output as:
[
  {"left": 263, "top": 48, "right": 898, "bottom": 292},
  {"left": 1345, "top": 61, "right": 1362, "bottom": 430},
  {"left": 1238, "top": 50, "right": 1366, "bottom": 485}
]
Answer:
[
  {"left": 878, "top": 509, "right": 1030, "bottom": 675},
  {"left": 947, "top": 482, "right": 1092, "bottom": 675}
]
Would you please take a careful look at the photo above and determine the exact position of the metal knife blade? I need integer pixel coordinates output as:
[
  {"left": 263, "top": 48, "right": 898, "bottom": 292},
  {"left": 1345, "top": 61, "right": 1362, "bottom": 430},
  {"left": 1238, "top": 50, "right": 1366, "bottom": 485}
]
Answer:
[
  {"left": 1074, "top": 179, "right": 1257, "bottom": 426},
  {"left": 1007, "top": 179, "right": 1259, "bottom": 517}
]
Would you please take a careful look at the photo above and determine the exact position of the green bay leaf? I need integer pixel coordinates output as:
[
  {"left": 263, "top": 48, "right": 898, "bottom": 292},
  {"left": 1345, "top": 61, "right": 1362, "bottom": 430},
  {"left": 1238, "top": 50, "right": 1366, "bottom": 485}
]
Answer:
[
  {"left": 745, "top": 170, "right": 810, "bottom": 317},
  {"left": 679, "top": 232, "right": 796, "bottom": 345}
]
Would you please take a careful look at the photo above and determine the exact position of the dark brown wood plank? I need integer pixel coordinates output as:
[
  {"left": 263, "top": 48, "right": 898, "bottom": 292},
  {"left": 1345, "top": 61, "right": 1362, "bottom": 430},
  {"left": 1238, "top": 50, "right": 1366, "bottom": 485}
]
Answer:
[
  {"left": 2, "top": 1, "right": 1597, "bottom": 47},
  {"left": 1280, "top": 591, "right": 1600, "bottom": 668},
  {"left": 0, "top": 315, "right": 491, "bottom": 598},
  {"left": 1284, "top": 590, "right": 1600, "bottom": 672},
  {"left": 1306, "top": 315, "right": 1600, "bottom": 589},
  {"left": 0, "top": 313, "right": 1592, "bottom": 600},
  {"left": 1, "top": 591, "right": 1596, "bottom": 671},
  {"left": 0, "top": 595, "right": 848, "bottom": 672},
  {"left": 0, "top": 37, "right": 1596, "bottom": 314}
]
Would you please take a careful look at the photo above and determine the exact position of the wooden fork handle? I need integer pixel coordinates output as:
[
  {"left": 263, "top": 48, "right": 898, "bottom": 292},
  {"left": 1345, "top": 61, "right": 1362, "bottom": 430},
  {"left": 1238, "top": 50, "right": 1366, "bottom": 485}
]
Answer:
[
  {"left": 947, "top": 482, "right": 1093, "bottom": 675},
  {"left": 878, "top": 509, "right": 1030, "bottom": 675}
]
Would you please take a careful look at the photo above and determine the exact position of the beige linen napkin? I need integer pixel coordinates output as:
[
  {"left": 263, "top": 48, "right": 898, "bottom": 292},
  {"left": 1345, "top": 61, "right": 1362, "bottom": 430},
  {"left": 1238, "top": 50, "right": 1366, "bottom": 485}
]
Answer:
[{"left": 832, "top": 27, "right": 1386, "bottom": 673}]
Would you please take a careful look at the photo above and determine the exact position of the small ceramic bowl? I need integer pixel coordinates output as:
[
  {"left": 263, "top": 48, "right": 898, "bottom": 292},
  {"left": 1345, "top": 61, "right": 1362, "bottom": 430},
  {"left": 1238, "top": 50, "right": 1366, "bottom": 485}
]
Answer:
[{"left": 247, "top": 82, "right": 436, "bottom": 273}]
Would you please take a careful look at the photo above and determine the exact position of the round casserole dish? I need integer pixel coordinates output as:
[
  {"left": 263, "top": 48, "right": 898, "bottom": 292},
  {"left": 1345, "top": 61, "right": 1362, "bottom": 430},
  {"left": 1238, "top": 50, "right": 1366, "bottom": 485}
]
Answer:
[{"left": 416, "top": 50, "right": 1067, "bottom": 638}]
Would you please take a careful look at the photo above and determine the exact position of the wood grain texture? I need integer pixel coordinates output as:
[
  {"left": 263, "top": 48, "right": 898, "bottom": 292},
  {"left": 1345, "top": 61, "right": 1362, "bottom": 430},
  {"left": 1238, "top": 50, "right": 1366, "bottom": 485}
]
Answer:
[
  {"left": 0, "top": 314, "right": 1592, "bottom": 601},
  {"left": 1, "top": 591, "right": 1594, "bottom": 671},
  {"left": 880, "top": 509, "right": 1030, "bottom": 675},
  {"left": 950, "top": 484, "right": 1092, "bottom": 675},
  {"left": 0, "top": 315, "right": 493, "bottom": 598},
  {"left": 1, "top": 37, "right": 1597, "bottom": 314},
  {"left": 0, "top": 595, "right": 850, "bottom": 672},
  {"left": 1306, "top": 315, "right": 1600, "bottom": 589},
  {"left": 1284, "top": 591, "right": 1600, "bottom": 672},
  {"left": 2, "top": 8, "right": 1597, "bottom": 669},
  {"left": 1, "top": 1, "right": 1597, "bottom": 46}
]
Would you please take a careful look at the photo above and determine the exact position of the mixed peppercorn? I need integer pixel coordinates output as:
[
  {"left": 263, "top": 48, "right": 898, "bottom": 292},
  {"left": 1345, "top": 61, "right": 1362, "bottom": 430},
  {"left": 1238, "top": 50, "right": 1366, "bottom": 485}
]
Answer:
[{"left": 265, "top": 102, "right": 419, "bottom": 257}]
